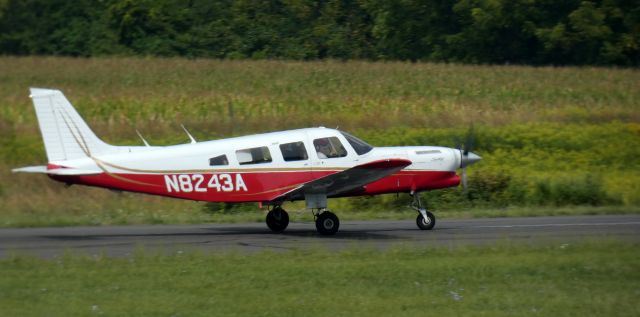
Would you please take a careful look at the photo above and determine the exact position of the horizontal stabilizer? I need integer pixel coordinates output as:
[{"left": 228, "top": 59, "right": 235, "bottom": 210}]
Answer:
[
  {"left": 11, "top": 166, "right": 48, "bottom": 173},
  {"left": 12, "top": 165, "right": 102, "bottom": 176}
]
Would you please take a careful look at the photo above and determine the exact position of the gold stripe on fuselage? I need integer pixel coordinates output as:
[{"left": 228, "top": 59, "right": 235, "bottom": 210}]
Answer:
[{"left": 98, "top": 160, "right": 347, "bottom": 174}]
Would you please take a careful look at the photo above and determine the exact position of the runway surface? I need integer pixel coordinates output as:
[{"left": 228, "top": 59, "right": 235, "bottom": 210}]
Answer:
[{"left": 1, "top": 215, "right": 639, "bottom": 258}]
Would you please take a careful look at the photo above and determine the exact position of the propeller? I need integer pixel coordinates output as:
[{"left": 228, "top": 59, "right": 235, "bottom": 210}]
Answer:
[{"left": 457, "top": 126, "right": 482, "bottom": 191}]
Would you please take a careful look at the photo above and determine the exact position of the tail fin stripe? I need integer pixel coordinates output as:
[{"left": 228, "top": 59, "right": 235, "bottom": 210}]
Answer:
[
  {"left": 62, "top": 106, "right": 92, "bottom": 156},
  {"left": 58, "top": 107, "right": 91, "bottom": 157}
]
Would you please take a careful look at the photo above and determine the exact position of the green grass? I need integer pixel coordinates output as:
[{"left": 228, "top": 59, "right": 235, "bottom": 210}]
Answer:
[
  {"left": 0, "top": 57, "right": 639, "bottom": 227},
  {"left": 2, "top": 196, "right": 638, "bottom": 228},
  {"left": 1, "top": 241, "right": 638, "bottom": 316}
]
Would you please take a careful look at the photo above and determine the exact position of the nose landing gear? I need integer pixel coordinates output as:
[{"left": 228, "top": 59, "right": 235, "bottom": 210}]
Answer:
[
  {"left": 411, "top": 192, "right": 436, "bottom": 230},
  {"left": 416, "top": 211, "right": 435, "bottom": 230}
]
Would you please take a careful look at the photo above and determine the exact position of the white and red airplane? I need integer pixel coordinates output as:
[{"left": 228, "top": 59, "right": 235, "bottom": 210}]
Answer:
[{"left": 14, "top": 88, "right": 481, "bottom": 235}]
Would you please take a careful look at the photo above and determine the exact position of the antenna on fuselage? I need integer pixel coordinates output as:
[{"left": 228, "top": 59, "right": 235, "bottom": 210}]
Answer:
[
  {"left": 135, "top": 129, "right": 150, "bottom": 147},
  {"left": 180, "top": 124, "right": 197, "bottom": 144}
]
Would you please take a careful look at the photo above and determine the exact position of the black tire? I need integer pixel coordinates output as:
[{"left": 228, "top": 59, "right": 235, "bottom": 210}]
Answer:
[
  {"left": 416, "top": 211, "right": 436, "bottom": 230},
  {"left": 266, "top": 207, "right": 289, "bottom": 233},
  {"left": 315, "top": 211, "right": 340, "bottom": 235}
]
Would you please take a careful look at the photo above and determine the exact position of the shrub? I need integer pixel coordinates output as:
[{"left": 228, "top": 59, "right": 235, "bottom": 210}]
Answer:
[{"left": 531, "top": 174, "right": 619, "bottom": 206}]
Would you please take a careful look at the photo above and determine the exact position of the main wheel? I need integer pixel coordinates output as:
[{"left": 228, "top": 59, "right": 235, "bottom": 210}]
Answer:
[
  {"left": 416, "top": 211, "right": 436, "bottom": 230},
  {"left": 315, "top": 211, "right": 340, "bottom": 235},
  {"left": 266, "top": 207, "right": 289, "bottom": 233}
]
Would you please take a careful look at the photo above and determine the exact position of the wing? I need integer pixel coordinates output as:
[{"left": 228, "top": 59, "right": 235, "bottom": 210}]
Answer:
[{"left": 270, "top": 158, "right": 411, "bottom": 202}]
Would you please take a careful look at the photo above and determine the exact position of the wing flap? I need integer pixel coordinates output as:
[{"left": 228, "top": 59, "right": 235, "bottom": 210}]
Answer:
[{"left": 270, "top": 158, "right": 411, "bottom": 202}]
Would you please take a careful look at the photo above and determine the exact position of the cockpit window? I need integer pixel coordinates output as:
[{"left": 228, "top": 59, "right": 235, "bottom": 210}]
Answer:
[
  {"left": 340, "top": 131, "right": 373, "bottom": 155},
  {"left": 313, "top": 137, "right": 347, "bottom": 159}
]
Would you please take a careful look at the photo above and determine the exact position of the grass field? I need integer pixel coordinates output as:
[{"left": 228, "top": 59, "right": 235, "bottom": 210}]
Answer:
[
  {"left": 1, "top": 241, "right": 638, "bottom": 316},
  {"left": 0, "top": 57, "right": 639, "bottom": 227}
]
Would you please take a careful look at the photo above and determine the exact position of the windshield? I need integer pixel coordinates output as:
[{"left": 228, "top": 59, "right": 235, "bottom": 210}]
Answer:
[{"left": 340, "top": 131, "right": 373, "bottom": 155}]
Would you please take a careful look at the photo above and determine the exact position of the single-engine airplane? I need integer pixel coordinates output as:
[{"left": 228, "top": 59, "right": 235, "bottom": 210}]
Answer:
[{"left": 13, "top": 88, "right": 481, "bottom": 235}]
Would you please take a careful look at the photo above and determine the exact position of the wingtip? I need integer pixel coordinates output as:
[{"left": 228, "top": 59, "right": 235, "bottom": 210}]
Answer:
[{"left": 29, "top": 88, "right": 60, "bottom": 98}]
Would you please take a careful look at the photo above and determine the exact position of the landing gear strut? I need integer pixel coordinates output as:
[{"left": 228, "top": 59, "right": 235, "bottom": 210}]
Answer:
[
  {"left": 314, "top": 210, "right": 340, "bottom": 236},
  {"left": 411, "top": 192, "right": 436, "bottom": 230},
  {"left": 266, "top": 206, "right": 289, "bottom": 233}
]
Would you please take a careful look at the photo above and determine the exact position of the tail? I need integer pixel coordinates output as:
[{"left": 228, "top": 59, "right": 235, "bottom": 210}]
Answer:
[{"left": 29, "top": 88, "right": 114, "bottom": 162}]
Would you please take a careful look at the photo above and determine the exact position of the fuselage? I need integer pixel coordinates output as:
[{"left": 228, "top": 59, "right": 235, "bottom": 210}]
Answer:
[{"left": 48, "top": 127, "right": 461, "bottom": 202}]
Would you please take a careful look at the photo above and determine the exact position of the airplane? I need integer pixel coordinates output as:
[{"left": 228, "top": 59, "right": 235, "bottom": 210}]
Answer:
[{"left": 13, "top": 88, "right": 482, "bottom": 235}]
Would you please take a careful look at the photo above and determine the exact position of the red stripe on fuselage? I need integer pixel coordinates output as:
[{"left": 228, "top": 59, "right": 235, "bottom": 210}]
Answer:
[{"left": 50, "top": 170, "right": 459, "bottom": 202}]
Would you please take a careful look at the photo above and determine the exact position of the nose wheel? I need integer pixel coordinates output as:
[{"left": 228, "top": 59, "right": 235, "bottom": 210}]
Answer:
[
  {"left": 411, "top": 192, "right": 436, "bottom": 230},
  {"left": 266, "top": 206, "right": 289, "bottom": 233},
  {"left": 416, "top": 211, "right": 435, "bottom": 230},
  {"left": 315, "top": 211, "right": 340, "bottom": 235}
]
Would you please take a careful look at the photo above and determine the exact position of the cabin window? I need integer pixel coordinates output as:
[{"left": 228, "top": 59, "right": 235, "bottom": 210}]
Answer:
[
  {"left": 313, "top": 137, "right": 347, "bottom": 159},
  {"left": 236, "top": 146, "right": 272, "bottom": 165},
  {"left": 280, "top": 141, "right": 308, "bottom": 161},
  {"left": 340, "top": 131, "right": 373, "bottom": 155},
  {"left": 209, "top": 154, "right": 229, "bottom": 166}
]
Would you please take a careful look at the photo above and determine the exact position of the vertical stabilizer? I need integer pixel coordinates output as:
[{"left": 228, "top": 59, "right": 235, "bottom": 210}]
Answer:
[{"left": 29, "top": 88, "right": 113, "bottom": 162}]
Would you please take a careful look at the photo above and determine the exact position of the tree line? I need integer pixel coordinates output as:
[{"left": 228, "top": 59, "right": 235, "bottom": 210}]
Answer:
[{"left": 0, "top": 0, "right": 638, "bottom": 66}]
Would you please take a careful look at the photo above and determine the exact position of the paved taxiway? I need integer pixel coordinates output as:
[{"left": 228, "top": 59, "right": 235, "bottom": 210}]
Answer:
[{"left": 1, "top": 215, "right": 638, "bottom": 258}]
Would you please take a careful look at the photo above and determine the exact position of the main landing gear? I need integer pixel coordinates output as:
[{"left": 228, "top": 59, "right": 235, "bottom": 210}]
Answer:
[
  {"left": 265, "top": 205, "right": 340, "bottom": 235},
  {"left": 411, "top": 192, "right": 436, "bottom": 230},
  {"left": 314, "top": 210, "right": 340, "bottom": 236},
  {"left": 266, "top": 206, "right": 289, "bottom": 233}
]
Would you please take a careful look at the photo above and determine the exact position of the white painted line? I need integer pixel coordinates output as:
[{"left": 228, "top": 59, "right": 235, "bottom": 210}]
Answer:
[{"left": 475, "top": 222, "right": 640, "bottom": 229}]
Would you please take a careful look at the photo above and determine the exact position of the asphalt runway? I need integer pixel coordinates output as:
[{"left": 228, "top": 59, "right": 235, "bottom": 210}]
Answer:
[{"left": 1, "top": 215, "right": 639, "bottom": 258}]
